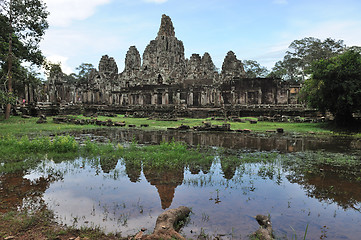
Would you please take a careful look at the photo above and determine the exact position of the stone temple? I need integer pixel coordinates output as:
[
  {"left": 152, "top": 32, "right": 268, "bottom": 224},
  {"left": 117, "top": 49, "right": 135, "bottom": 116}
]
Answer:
[{"left": 43, "top": 14, "right": 304, "bottom": 117}]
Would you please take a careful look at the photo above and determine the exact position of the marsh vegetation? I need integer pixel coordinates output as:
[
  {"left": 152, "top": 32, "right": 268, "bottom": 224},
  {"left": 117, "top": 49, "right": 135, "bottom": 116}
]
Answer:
[{"left": 0, "top": 116, "right": 361, "bottom": 239}]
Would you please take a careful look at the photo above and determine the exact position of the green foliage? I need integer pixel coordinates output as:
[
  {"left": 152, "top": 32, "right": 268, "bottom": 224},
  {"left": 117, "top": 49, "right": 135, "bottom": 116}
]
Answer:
[
  {"left": 0, "top": 89, "right": 16, "bottom": 105},
  {"left": 0, "top": 136, "right": 213, "bottom": 173},
  {"left": 243, "top": 60, "right": 269, "bottom": 78},
  {"left": 269, "top": 37, "right": 346, "bottom": 83},
  {"left": 75, "top": 63, "right": 94, "bottom": 85},
  {"left": 1, "top": 0, "right": 49, "bottom": 118},
  {"left": 301, "top": 50, "right": 361, "bottom": 125}
]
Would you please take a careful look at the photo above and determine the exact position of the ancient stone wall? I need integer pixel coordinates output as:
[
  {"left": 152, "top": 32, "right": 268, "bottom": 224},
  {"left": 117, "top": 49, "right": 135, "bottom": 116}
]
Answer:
[{"left": 45, "top": 14, "right": 302, "bottom": 116}]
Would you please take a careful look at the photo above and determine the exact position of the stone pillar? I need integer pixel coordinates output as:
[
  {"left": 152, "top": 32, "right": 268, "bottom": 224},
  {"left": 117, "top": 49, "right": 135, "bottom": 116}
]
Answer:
[
  {"left": 188, "top": 90, "right": 193, "bottom": 106},
  {"left": 151, "top": 93, "right": 157, "bottom": 105},
  {"left": 201, "top": 90, "right": 206, "bottom": 106},
  {"left": 176, "top": 92, "right": 180, "bottom": 105},
  {"left": 163, "top": 92, "right": 169, "bottom": 105},
  {"left": 139, "top": 94, "right": 144, "bottom": 105}
]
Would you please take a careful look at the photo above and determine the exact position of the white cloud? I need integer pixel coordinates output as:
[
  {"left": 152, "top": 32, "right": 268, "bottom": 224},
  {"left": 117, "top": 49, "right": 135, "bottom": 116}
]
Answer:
[
  {"left": 273, "top": 0, "right": 288, "bottom": 4},
  {"left": 44, "top": 0, "right": 111, "bottom": 27},
  {"left": 46, "top": 55, "right": 73, "bottom": 74},
  {"left": 143, "top": 0, "right": 168, "bottom": 4},
  {"left": 306, "top": 20, "right": 361, "bottom": 47}
]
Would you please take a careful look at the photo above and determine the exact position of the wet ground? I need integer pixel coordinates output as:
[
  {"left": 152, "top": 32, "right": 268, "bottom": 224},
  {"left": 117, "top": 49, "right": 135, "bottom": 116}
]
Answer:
[{"left": 1, "top": 129, "right": 361, "bottom": 239}]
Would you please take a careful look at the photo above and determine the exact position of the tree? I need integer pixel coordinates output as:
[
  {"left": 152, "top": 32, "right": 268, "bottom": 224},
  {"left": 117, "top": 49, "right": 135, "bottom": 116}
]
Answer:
[
  {"left": 75, "top": 63, "right": 94, "bottom": 86},
  {"left": 300, "top": 50, "right": 361, "bottom": 126},
  {"left": 243, "top": 60, "right": 269, "bottom": 78},
  {"left": 0, "top": 0, "right": 48, "bottom": 119},
  {"left": 269, "top": 37, "right": 346, "bottom": 83}
]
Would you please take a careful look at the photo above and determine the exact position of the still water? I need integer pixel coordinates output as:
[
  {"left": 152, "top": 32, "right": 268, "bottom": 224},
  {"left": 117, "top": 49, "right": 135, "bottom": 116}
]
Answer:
[{"left": 1, "top": 129, "right": 361, "bottom": 239}]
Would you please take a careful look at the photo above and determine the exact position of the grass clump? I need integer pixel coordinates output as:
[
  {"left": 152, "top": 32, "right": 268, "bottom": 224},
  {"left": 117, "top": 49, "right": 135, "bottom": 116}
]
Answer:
[{"left": 0, "top": 136, "right": 213, "bottom": 173}]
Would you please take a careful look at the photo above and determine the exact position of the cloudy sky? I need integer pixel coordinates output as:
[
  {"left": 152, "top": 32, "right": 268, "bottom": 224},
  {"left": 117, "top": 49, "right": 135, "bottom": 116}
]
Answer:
[{"left": 41, "top": 0, "right": 361, "bottom": 74}]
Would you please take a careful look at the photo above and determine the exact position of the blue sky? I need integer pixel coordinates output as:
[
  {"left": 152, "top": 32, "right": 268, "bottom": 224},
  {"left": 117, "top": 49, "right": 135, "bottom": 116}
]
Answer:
[{"left": 41, "top": 0, "right": 361, "bottom": 74}]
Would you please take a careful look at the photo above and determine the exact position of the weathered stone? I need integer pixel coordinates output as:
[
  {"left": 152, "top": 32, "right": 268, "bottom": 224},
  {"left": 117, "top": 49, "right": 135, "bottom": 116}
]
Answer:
[
  {"left": 121, "top": 46, "right": 141, "bottom": 87},
  {"left": 221, "top": 51, "right": 246, "bottom": 82},
  {"left": 40, "top": 14, "right": 307, "bottom": 119},
  {"left": 36, "top": 118, "right": 47, "bottom": 124},
  {"left": 157, "top": 14, "right": 175, "bottom": 37},
  {"left": 141, "top": 14, "right": 186, "bottom": 85},
  {"left": 98, "top": 55, "right": 118, "bottom": 82}
]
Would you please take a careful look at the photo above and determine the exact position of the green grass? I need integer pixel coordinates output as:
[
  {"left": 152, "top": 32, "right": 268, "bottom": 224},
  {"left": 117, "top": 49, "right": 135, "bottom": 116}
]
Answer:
[
  {"left": 0, "top": 114, "right": 342, "bottom": 137},
  {"left": 0, "top": 135, "right": 213, "bottom": 173}
]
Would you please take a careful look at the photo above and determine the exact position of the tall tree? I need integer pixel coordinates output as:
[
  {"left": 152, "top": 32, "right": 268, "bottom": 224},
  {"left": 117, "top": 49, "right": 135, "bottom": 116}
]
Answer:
[
  {"left": 0, "top": 0, "right": 48, "bottom": 119},
  {"left": 300, "top": 50, "right": 361, "bottom": 126},
  {"left": 269, "top": 37, "right": 346, "bottom": 83},
  {"left": 243, "top": 60, "right": 269, "bottom": 78},
  {"left": 75, "top": 63, "right": 94, "bottom": 85}
]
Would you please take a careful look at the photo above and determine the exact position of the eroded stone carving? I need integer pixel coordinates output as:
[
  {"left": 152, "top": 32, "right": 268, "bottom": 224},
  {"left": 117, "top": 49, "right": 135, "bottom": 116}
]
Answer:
[
  {"left": 221, "top": 51, "right": 246, "bottom": 82},
  {"left": 98, "top": 55, "right": 118, "bottom": 82},
  {"left": 141, "top": 14, "right": 186, "bottom": 85},
  {"left": 45, "top": 14, "right": 301, "bottom": 114}
]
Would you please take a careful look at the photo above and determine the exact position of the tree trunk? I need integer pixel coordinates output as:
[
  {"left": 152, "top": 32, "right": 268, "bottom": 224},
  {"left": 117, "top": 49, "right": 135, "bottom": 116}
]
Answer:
[
  {"left": 5, "top": 2, "right": 13, "bottom": 120},
  {"left": 142, "top": 206, "right": 191, "bottom": 240}
]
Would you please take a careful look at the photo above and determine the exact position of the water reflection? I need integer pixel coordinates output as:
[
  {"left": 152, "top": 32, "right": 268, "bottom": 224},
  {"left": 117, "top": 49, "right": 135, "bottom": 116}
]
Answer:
[
  {"left": 0, "top": 171, "right": 60, "bottom": 213},
  {"left": 143, "top": 165, "right": 184, "bottom": 209},
  {"left": 75, "top": 129, "right": 361, "bottom": 153},
  {"left": 287, "top": 170, "right": 361, "bottom": 211},
  {"left": 2, "top": 151, "right": 361, "bottom": 239}
]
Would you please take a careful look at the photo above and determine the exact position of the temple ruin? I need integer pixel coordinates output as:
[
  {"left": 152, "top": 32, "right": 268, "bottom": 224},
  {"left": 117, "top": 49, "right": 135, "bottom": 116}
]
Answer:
[{"left": 42, "top": 14, "right": 305, "bottom": 117}]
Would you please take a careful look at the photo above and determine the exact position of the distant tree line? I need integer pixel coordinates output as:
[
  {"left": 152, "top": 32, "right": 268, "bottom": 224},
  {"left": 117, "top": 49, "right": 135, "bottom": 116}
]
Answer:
[{"left": 245, "top": 37, "right": 361, "bottom": 126}]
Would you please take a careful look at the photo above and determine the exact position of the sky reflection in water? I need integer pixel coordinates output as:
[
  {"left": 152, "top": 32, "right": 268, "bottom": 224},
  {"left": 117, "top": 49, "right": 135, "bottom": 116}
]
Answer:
[{"left": 20, "top": 154, "right": 361, "bottom": 240}]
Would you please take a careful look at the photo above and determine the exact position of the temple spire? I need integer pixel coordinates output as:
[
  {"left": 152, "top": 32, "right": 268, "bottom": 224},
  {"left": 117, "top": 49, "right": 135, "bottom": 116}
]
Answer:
[{"left": 157, "top": 14, "right": 175, "bottom": 37}]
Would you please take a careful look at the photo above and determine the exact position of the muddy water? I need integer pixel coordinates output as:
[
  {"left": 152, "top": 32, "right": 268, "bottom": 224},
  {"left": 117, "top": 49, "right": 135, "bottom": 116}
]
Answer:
[
  {"left": 1, "top": 130, "right": 361, "bottom": 239},
  {"left": 72, "top": 128, "right": 361, "bottom": 153}
]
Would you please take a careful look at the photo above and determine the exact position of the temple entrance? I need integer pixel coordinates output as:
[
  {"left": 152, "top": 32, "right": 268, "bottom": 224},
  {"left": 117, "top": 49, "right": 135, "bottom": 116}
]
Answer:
[
  {"left": 158, "top": 74, "right": 163, "bottom": 84},
  {"left": 157, "top": 93, "right": 162, "bottom": 104},
  {"left": 247, "top": 91, "right": 258, "bottom": 104}
]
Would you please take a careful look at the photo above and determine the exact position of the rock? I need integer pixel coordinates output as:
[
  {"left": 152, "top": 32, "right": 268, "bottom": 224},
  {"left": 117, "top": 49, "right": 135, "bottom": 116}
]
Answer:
[
  {"left": 237, "top": 129, "right": 251, "bottom": 133},
  {"left": 36, "top": 118, "right": 47, "bottom": 124},
  {"left": 141, "top": 124, "right": 149, "bottom": 127},
  {"left": 277, "top": 128, "right": 284, "bottom": 133},
  {"left": 114, "top": 122, "right": 126, "bottom": 127},
  {"left": 266, "top": 130, "right": 277, "bottom": 133},
  {"left": 128, "top": 124, "right": 136, "bottom": 127},
  {"left": 4, "top": 236, "right": 15, "bottom": 240},
  {"left": 177, "top": 124, "right": 190, "bottom": 130},
  {"left": 21, "top": 114, "right": 31, "bottom": 118}
]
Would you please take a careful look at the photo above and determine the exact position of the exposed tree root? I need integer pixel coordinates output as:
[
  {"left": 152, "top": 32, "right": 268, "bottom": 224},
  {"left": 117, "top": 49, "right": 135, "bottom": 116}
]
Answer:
[
  {"left": 139, "top": 206, "right": 191, "bottom": 240},
  {"left": 251, "top": 214, "right": 274, "bottom": 240}
]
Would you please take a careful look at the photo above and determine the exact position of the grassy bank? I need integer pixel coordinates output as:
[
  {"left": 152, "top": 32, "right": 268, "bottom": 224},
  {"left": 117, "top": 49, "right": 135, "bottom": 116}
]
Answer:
[
  {"left": 0, "top": 114, "right": 344, "bottom": 137},
  {"left": 0, "top": 209, "right": 124, "bottom": 240},
  {"left": 0, "top": 135, "right": 213, "bottom": 173}
]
